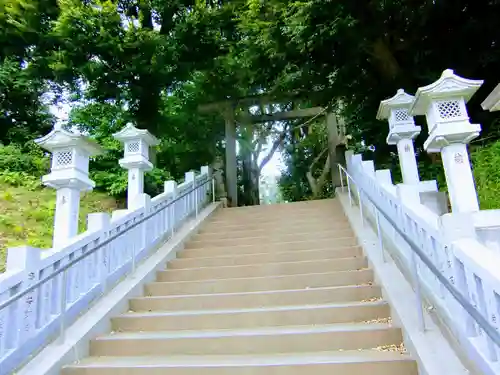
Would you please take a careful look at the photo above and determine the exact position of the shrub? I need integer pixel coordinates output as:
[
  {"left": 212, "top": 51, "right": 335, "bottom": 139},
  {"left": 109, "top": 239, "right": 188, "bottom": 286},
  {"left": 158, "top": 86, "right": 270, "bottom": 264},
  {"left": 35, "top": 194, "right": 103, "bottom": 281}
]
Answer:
[{"left": 0, "top": 143, "right": 49, "bottom": 177}]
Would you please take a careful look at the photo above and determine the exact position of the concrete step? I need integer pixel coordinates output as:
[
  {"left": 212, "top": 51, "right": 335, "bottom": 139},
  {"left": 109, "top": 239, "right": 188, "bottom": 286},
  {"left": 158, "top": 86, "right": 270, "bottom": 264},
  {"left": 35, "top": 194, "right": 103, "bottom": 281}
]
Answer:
[
  {"left": 180, "top": 238, "right": 358, "bottom": 257},
  {"left": 158, "top": 257, "right": 368, "bottom": 282},
  {"left": 112, "top": 301, "right": 390, "bottom": 332},
  {"left": 90, "top": 323, "right": 403, "bottom": 356},
  {"left": 211, "top": 203, "right": 340, "bottom": 217},
  {"left": 145, "top": 269, "right": 374, "bottom": 296},
  {"left": 171, "top": 246, "right": 363, "bottom": 268},
  {"left": 59, "top": 199, "right": 418, "bottom": 375},
  {"left": 185, "top": 231, "right": 355, "bottom": 248},
  {"left": 62, "top": 350, "right": 417, "bottom": 375},
  {"left": 207, "top": 214, "right": 346, "bottom": 226},
  {"left": 193, "top": 227, "right": 354, "bottom": 241},
  {"left": 129, "top": 284, "right": 383, "bottom": 312},
  {"left": 199, "top": 220, "right": 351, "bottom": 233},
  {"left": 211, "top": 201, "right": 340, "bottom": 215},
  {"left": 214, "top": 200, "right": 337, "bottom": 213}
]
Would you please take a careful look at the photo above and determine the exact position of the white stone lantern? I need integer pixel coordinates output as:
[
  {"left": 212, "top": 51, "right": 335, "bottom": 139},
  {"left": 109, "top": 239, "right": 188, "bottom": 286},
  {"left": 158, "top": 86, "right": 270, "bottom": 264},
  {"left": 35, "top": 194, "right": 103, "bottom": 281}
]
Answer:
[
  {"left": 113, "top": 123, "right": 159, "bottom": 209},
  {"left": 409, "top": 69, "right": 483, "bottom": 213},
  {"left": 377, "top": 89, "right": 422, "bottom": 185},
  {"left": 35, "top": 124, "right": 103, "bottom": 247}
]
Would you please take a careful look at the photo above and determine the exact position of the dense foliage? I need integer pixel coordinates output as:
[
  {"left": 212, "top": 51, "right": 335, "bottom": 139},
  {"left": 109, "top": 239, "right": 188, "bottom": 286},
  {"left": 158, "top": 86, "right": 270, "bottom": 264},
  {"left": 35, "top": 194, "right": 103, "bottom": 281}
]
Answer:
[{"left": 0, "top": 0, "right": 500, "bottom": 205}]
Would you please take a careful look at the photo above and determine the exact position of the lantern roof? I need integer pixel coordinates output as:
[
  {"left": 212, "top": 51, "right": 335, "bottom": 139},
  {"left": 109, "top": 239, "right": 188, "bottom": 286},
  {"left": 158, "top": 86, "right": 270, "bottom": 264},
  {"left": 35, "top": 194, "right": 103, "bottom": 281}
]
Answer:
[
  {"left": 410, "top": 69, "right": 483, "bottom": 115},
  {"left": 35, "top": 124, "right": 103, "bottom": 155},
  {"left": 376, "top": 89, "right": 415, "bottom": 120},
  {"left": 481, "top": 83, "right": 500, "bottom": 112},
  {"left": 113, "top": 123, "right": 159, "bottom": 146}
]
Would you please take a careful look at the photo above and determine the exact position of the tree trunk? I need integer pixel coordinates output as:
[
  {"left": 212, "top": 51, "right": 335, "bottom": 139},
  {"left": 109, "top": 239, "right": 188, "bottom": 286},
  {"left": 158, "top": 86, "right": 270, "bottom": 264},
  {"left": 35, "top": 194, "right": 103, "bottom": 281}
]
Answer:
[
  {"left": 326, "top": 112, "right": 342, "bottom": 189},
  {"left": 241, "top": 146, "right": 254, "bottom": 206}
]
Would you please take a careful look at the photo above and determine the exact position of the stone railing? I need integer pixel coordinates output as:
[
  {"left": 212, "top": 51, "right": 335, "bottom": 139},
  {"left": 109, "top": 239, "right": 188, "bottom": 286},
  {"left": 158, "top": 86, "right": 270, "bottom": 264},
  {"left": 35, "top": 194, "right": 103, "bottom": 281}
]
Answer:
[
  {"left": 336, "top": 69, "right": 500, "bottom": 375},
  {"left": 0, "top": 124, "right": 215, "bottom": 375},
  {"left": 341, "top": 157, "right": 500, "bottom": 375}
]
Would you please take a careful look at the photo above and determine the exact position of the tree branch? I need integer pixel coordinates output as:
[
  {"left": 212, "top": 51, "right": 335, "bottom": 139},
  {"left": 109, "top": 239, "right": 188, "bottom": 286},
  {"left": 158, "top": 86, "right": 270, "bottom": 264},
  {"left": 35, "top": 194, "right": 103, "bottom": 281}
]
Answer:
[
  {"left": 309, "top": 147, "right": 329, "bottom": 172},
  {"left": 306, "top": 148, "right": 330, "bottom": 198},
  {"left": 258, "top": 124, "right": 288, "bottom": 171}
]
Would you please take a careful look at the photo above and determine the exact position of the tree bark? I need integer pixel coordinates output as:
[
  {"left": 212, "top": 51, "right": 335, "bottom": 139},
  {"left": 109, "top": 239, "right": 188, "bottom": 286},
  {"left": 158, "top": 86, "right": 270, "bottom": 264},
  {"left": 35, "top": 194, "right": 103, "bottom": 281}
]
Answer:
[{"left": 306, "top": 148, "right": 331, "bottom": 198}]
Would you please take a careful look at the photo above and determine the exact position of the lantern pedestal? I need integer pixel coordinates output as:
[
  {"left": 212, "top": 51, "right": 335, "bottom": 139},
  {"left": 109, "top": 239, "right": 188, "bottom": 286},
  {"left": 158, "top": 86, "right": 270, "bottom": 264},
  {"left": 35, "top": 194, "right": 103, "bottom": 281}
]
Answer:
[
  {"left": 54, "top": 187, "right": 81, "bottom": 242},
  {"left": 441, "top": 143, "right": 479, "bottom": 212},
  {"left": 126, "top": 167, "right": 145, "bottom": 210},
  {"left": 113, "top": 124, "right": 159, "bottom": 209},
  {"left": 378, "top": 89, "right": 422, "bottom": 186},
  {"left": 35, "top": 125, "right": 103, "bottom": 247}
]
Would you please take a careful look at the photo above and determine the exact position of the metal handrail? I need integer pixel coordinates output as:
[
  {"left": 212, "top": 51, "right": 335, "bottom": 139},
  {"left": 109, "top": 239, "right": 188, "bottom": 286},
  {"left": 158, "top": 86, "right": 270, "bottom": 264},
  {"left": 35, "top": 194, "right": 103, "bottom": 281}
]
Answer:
[
  {"left": 0, "top": 176, "right": 214, "bottom": 313},
  {"left": 337, "top": 163, "right": 500, "bottom": 348}
]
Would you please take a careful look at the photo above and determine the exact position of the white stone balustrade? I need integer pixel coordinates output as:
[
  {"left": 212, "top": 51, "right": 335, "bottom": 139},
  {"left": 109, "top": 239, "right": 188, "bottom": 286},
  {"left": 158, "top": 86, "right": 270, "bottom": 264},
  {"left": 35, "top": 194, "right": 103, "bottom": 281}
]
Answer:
[
  {"left": 340, "top": 70, "right": 500, "bottom": 373},
  {"left": 345, "top": 148, "right": 500, "bottom": 375},
  {"left": 0, "top": 124, "right": 214, "bottom": 375}
]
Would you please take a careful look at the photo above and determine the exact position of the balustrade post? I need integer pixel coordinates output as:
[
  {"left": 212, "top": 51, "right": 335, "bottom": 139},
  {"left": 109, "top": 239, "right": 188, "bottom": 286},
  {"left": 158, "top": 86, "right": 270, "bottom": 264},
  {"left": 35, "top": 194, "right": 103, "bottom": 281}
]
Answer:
[
  {"left": 375, "top": 169, "right": 393, "bottom": 187},
  {"left": 113, "top": 124, "right": 159, "bottom": 209},
  {"left": 35, "top": 125, "right": 103, "bottom": 248},
  {"left": 409, "top": 69, "right": 483, "bottom": 213},
  {"left": 396, "top": 184, "right": 426, "bottom": 331},
  {"left": 344, "top": 150, "right": 354, "bottom": 172},
  {"left": 201, "top": 165, "right": 210, "bottom": 206},
  {"left": 185, "top": 171, "right": 195, "bottom": 217},
  {"left": 6, "top": 246, "right": 42, "bottom": 345},
  {"left": 439, "top": 213, "right": 477, "bottom": 335},
  {"left": 133, "top": 193, "right": 151, "bottom": 270},
  {"left": 87, "top": 213, "right": 111, "bottom": 292},
  {"left": 165, "top": 180, "right": 178, "bottom": 235}
]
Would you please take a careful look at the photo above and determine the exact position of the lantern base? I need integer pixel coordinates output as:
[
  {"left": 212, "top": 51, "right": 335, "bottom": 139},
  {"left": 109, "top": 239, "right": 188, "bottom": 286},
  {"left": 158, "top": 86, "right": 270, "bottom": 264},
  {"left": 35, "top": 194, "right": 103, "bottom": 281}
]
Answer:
[
  {"left": 386, "top": 124, "right": 421, "bottom": 145},
  {"left": 424, "top": 123, "right": 481, "bottom": 153}
]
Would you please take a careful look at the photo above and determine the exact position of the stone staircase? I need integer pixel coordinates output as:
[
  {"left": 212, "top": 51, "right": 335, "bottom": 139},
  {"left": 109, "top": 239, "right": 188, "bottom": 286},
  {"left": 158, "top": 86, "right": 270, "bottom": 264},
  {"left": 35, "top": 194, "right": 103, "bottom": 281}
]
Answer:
[{"left": 62, "top": 199, "right": 417, "bottom": 374}]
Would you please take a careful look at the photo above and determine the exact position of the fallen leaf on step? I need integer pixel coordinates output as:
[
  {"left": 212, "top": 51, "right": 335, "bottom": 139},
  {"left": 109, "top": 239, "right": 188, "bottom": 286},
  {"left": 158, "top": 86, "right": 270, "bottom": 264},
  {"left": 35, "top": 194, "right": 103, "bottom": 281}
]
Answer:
[
  {"left": 361, "top": 317, "right": 392, "bottom": 324},
  {"left": 373, "top": 343, "right": 407, "bottom": 353},
  {"left": 361, "top": 297, "right": 382, "bottom": 302}
]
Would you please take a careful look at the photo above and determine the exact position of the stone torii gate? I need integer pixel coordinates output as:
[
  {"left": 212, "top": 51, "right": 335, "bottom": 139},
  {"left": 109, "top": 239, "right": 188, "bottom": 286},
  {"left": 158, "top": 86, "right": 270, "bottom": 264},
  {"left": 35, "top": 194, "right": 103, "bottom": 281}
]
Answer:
[{"left": 199, "top": 95, "right": 347, "bottom": 207}]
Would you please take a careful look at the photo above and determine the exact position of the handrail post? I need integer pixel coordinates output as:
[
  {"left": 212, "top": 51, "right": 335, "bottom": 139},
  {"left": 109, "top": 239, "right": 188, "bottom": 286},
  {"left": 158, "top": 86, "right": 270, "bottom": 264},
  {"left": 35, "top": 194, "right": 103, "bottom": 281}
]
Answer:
[
  {"left": 347, "top": 177, "right": 352, "bottom": 206},
  {"left": 165, "top": 180, "right": 178, "bottom": 236},
  {"left": 185, "top": 171, "right": 195, "bottom": 218},
  {"left": 87, "top": 213, "right": 111, "bottom": 294},
  {"left": 212, "top": 177, "right": 216, "bottom": 203},
  {"left": 132, "top": 193, "right": 151, "bottom": 273},
  {"left": 195, "top": 181, "right": 199, "bottom": 218}
]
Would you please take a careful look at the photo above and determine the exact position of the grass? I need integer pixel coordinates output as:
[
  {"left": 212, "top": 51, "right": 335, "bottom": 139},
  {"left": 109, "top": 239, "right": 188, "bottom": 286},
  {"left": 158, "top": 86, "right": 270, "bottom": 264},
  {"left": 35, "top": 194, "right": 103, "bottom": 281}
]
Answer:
[
  {"left": 0, "top": 183, "right": 122, "bottom": 273},
  {"left": 471, "top": 141, "right": 500, "bottom": 210}
]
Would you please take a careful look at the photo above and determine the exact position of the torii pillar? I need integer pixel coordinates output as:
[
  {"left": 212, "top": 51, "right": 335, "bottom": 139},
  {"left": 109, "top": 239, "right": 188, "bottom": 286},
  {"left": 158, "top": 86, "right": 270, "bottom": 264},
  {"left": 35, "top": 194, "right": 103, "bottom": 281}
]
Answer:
[
  {"left": 223, "top": 105, "right": 238, "bottom": 207},
  {"left": 326, "top": 112, "right": 346, "bottom": 189}
]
